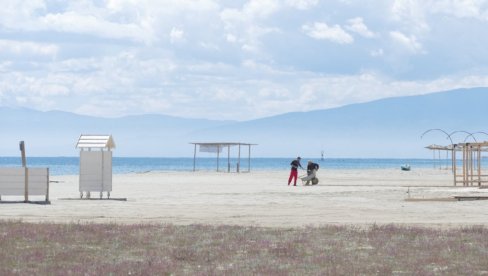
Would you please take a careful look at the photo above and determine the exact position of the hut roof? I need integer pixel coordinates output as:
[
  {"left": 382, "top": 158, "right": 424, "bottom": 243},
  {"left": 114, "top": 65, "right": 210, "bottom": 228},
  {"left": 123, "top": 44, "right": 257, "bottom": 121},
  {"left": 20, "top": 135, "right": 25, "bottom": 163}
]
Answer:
[{"left": 76, "top": 135, "right": 115, "bottom": 149}]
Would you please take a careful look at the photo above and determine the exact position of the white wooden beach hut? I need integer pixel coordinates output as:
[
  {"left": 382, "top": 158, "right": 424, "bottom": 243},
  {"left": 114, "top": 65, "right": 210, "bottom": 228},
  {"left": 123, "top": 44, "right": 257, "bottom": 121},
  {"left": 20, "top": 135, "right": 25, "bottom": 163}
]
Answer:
[{"left": 76, "top": 135, "right": 115, "bottom": 199}]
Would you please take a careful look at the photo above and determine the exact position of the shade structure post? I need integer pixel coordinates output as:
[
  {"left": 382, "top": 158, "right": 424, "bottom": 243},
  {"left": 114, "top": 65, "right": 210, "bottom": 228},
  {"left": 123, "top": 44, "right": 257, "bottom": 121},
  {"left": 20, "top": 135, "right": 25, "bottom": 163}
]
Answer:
[
  {"left": 469, "top": 146, "right": 474, "bottom": 186},
  {"left": 453, "top": 146, "right": 457, "bottom": 186},
  {"left": 446, "top": 150, "right": 449, "bottom": 170},
  {"left": 191, "top": 142, "right": 257, "bottom": 172},
  {"left": 463, "top": 145, "right": 467, "bottom": 186},
  {"left": 248, "top": 144, "right": 251, "bottom": 172},
  {"left": 227, "top": 145, "right": 230, "bottom": 173},
  {"left": 478, "top": 146, "right": 481, "bottom": 186},
  {"left": 438, "top": 149, "right": 441, "bottom": 170},
  {"left": 237, "top": 144, "right": 241, "bottom": 173},
  {"left": 433, "top": 150, "right": 436, "bottom": 169},
  {"left": 193, "top": 144, "right": 197, "bottom": 172},
  {"left": 216, "top": 145, "right": 220, "bottom": 172}
]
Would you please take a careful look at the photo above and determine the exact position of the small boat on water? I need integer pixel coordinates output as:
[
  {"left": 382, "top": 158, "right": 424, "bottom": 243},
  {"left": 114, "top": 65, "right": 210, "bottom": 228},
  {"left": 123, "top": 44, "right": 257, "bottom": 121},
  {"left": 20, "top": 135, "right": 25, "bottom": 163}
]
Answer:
[{"left": 401, "top": 164, "right": 411, "bottom": 171}]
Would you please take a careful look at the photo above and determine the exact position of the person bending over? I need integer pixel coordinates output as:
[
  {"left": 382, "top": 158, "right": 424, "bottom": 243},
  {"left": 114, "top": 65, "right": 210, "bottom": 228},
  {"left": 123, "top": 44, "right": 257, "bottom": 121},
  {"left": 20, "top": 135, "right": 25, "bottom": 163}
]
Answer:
[{"left": 305, "top": 160, "right": 320, "bottom": 185}]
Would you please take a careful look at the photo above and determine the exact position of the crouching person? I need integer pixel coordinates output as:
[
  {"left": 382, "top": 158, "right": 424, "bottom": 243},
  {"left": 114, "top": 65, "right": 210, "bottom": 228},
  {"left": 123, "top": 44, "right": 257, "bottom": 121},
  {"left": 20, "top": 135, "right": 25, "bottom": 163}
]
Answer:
[{"left": 306, "top": 160, "right": 320, "bottom": 185}]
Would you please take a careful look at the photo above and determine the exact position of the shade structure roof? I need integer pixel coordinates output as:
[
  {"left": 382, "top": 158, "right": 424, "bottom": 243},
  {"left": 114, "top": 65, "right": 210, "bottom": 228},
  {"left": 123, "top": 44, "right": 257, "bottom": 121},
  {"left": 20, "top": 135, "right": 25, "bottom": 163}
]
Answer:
[
  {"left": 425, "top": 142, "right": 488, "bottom": 152},
  {"left": 189, "top": 142, "right": 258, "bottom": 146},
  {"left": 425, "top": 144, "right": 452, "bottom": 150},
  {"left": 76, "top": 135, "right": 115, "bottom": 149}
]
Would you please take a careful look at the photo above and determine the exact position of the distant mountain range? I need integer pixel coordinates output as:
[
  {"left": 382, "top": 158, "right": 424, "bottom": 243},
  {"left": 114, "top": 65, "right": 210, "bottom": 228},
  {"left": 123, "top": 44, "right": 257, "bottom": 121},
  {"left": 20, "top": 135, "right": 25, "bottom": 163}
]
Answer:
[{"left": 1, "top": 87, "right": 487, "bottom": 158}]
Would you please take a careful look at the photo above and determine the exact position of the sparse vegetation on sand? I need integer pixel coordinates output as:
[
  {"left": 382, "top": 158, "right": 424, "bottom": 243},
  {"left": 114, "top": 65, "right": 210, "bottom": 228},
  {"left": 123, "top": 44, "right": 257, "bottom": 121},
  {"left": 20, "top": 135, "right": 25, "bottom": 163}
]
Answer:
[{"left": 1, "top": 221, "right": 487, "bottom": 275}]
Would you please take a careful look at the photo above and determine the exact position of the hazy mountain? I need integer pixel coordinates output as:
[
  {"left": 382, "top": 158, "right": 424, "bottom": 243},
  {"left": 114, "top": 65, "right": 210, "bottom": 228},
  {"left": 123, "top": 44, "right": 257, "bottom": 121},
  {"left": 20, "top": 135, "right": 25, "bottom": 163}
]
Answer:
[
  {"left": 1, "top": 87, "right": 487, "bottom": 158},
  {"left": 191, "top": 87, "right": 488, "bottom": 158},
  {"left": 0, "top": 108, "right": 234, "bottom": 156}
]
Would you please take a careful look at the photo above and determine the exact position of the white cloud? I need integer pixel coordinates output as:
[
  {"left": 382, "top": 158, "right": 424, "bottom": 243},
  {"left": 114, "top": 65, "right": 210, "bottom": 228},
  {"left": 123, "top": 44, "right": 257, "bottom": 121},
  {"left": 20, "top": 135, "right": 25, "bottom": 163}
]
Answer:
[
  {"left": 345, "top": 17, "right": 376, "bottom": 38},
  {"left": 220, "top": 1, "right": 281, "bottom": 54},
  {"left": 285, "top": 0, "right": 319, "bottom": 10},
  {"left": 0, "top": 39, "right": 58, "bottom": 57},
  {"left": 0, "top": 0, "right": 46, "bottom": 29},
  {"left": 390, "top": 31, "right": 425, "bottom": 54},
  {"left": 426, "top": 0, "right": 487, "bottom": 20},
  {"left": 242, "top": 0, "right": 281, "bottom": 19},
  {"left": 390, "top": 0, "right": 430, "bottom": 37},
  {"left": 302, "top": 22, "right": 354, "bottom": 44},
  {"left": 1, "top": 0, "right": 488, "bottom": 120},
  {"left": 40, "top": 12, "right": 156, "bottom": 44},
  {"left": 170, "top": 27, "right": 184, "bottom": 44}
]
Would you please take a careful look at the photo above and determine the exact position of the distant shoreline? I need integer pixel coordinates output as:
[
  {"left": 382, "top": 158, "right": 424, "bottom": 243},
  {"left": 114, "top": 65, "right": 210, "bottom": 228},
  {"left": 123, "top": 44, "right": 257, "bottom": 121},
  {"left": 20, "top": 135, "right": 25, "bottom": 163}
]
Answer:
[{"left": 0, "top": 156, "right": 458, "bottom": 176}]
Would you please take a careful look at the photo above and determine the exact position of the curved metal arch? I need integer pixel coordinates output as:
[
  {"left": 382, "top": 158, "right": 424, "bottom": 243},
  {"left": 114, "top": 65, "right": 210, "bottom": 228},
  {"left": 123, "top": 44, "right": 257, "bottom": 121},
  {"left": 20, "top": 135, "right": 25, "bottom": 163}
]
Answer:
[
  {"left": 464, "top": 131, "right": 488, "bottom": 143},
  {"left": 448, "top": 130, "right": 477, "bottom": 143},
  {"left": 421, "top": 128, "right": 454, "bottom": 146}
]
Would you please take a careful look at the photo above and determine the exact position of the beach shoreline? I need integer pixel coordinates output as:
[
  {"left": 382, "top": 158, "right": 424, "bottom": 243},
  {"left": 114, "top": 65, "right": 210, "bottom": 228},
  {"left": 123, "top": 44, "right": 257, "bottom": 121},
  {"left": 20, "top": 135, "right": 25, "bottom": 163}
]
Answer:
[{"left": 1, "top": 168, "right": 487, "bottom": 228}]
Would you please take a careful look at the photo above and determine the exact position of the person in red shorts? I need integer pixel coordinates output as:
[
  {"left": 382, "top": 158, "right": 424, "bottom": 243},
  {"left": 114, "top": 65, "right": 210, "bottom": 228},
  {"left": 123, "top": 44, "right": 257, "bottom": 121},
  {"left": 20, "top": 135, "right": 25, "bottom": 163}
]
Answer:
[{"left": 288, "top": 156, "right": 303, "bottom": 186}]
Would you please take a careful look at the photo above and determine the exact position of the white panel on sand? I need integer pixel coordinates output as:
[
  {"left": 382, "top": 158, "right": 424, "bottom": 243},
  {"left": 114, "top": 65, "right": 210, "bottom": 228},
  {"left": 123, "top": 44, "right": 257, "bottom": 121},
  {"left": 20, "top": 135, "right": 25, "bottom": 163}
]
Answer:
[
  {"left": 0, "top": 167, "right": 49, "bottom": 198},
  {"left": 0, "top": 168, "right": 25, "bottom": 195},
  {"left": 27, "top": 168, "right": 49, "bottom": 195},
  {"left": 79, "top": 150, "right": 112, "bottom": 193}
]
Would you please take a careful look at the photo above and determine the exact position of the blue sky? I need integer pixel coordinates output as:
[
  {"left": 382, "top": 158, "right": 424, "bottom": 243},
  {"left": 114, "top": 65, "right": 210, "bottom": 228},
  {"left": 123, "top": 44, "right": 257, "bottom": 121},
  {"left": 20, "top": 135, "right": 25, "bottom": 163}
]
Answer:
[{"left": 1, "top": 0, "right": 488, "bottom": 120}]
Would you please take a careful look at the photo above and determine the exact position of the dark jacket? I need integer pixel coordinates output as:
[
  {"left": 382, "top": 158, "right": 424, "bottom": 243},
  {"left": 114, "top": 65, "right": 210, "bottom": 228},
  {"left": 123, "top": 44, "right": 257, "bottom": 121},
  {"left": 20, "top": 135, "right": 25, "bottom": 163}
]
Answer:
[
  {"left": 290, "top": 159, "right": 303, "bottom": 171},
  {"left": 307, "top": 162, "right": 319, "bottom": 172}
]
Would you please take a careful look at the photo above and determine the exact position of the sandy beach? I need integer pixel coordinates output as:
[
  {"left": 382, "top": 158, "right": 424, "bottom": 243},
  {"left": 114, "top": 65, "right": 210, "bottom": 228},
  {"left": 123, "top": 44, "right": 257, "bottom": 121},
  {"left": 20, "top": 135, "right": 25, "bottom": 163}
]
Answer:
[{"left": 1, "top": 168, "right": 488, "bottom": 227}]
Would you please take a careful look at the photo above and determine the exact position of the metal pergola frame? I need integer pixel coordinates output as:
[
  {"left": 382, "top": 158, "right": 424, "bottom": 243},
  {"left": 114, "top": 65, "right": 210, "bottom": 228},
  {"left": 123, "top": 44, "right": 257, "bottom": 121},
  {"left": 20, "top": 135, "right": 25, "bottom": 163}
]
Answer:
[{"left": 190, "top": 142, "right": 258, "bottom": 172}]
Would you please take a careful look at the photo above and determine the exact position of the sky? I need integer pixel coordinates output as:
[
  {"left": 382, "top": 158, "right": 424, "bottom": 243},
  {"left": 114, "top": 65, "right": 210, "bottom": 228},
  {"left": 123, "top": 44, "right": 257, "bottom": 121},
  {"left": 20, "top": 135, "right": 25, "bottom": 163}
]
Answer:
[{"left": 1, "top": 0, "right": 488, "bottom": 121}]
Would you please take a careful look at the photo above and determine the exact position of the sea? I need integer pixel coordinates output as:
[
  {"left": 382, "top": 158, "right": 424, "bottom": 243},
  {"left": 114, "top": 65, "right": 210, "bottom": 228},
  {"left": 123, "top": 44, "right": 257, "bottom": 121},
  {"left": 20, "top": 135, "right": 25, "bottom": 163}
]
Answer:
[{"left": 0, "top": 157, "right": 454, "bottom": 176}]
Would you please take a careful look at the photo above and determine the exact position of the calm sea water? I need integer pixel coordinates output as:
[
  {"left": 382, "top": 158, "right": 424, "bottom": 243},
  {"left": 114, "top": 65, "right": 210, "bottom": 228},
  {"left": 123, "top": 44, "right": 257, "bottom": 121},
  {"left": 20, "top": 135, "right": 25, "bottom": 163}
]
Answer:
[{"left": 0, "top": 157, "right": 454, "bottom": 175}]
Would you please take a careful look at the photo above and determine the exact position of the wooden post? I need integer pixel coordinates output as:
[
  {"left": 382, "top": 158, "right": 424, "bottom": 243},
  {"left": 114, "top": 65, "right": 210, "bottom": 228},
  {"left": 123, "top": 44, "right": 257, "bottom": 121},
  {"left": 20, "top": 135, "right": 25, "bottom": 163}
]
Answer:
[
  {"left": 470, "top": 147, "right": 474, "bottom": 186},
  {"left": 463, "top": 146, "right": 467, "bottom": 186},
  {"left": 438, "top": 149, "right": 441, "bottom": 170},
  {"left": 451, "top": 146, "right": 455, "bottom": 174},
  {"left": 446, "top": 150, "right": 449, "bottom": 170},
  {"left": 478, "top": 146, "right": 481, "bottom": 186},
  {"left": 20, "top": 141, "right": 26, "bottom": 167},
  {"left": 433, "top": 149, "right": 436, "bottom": 169},
  {"left": 193, "top": 144, "right": 197, "bottom": 172},
  {"left": 19, "top": 141, "right": 28, "bottom": 202},
  {"left": 453, "top": 145, "right": 457, "bottom": 186},
  {"left": 24, "top": 167, "right": 29, "bottom": 202}
]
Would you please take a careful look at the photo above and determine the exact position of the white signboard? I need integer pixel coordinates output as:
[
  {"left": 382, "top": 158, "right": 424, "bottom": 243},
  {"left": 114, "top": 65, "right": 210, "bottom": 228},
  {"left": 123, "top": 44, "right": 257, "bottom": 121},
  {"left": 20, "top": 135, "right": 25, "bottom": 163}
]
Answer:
[{"left": 199, "top": 145, "right": 223, "bottom": 153}]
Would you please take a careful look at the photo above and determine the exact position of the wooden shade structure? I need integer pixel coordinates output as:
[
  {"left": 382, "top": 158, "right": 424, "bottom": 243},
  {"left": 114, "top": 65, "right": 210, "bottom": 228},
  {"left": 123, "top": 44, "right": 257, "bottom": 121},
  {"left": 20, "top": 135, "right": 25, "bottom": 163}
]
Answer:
[
  {"left": 190, "top": 142, "right": 258, "bottom": 172},
  {"left": 452, "top": 142, "right": 488, "bottom": 186},
  {"left": 425, "top": 144, "right": 452, "bottom": 170}
]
